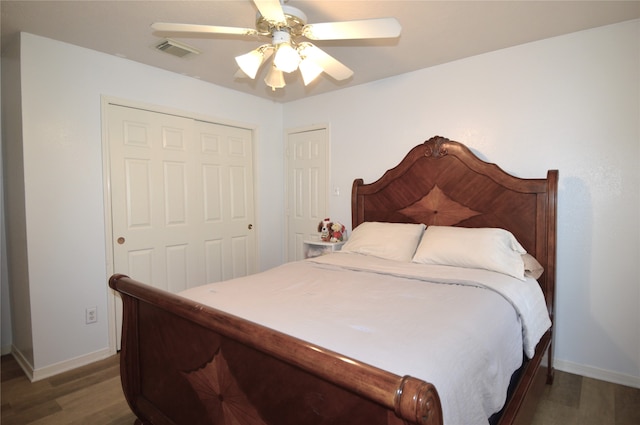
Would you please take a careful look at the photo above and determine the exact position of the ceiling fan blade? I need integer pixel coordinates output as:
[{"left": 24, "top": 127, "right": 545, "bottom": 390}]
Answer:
[
  {"left": 299, "top": 44, "right": 353, "bottom": 81},
  {"left": 253, "top": 0, "right": 286, "bottom": 24},
  {"left": 302, "top": 18, "right": 401, "bottom": 40},
  {"left": 151, "top": 22, "right": 258, "bottom": 36}
]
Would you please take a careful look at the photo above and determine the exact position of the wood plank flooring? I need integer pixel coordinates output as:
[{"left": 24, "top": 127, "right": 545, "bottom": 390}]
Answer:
[
  {"left": 1, "top": 354, "right": 136, "bottom": 425},
  {"left": 2, "top": 353, "right": 639, "bottom": 424},
  {"left": 530, "top": 369, "right": 640, "bottom": 425}
]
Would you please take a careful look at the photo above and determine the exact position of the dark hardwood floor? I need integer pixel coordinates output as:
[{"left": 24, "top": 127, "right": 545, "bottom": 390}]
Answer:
[
  {"left": 2, "top": 353, "right": 639, "bottom": 424},
  {"left": 1, "top": 354, "right": 136, "bottom": 425}
]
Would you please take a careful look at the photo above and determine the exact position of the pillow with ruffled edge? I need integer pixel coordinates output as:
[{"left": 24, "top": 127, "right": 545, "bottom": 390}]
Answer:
[
  {"left": 340, "top": 221, "right": 426, "bottom": 262},
  {"left": 412, "top": 225, "right": 527, "bottom": 280}
]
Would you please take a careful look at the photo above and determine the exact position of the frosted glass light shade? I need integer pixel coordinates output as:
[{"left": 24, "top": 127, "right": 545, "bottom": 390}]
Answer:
[
  {"left": 299, "top": 58, "right": 323, "bottom": 85},
  {"left": 273, "top": 43, "right": 300, "bottom": 73},
  {"left": 235, "top": 48, "right": 265, "bottom": 79},
  {"left": 264, "top": 65, "right": 285, "bottom": 90}
]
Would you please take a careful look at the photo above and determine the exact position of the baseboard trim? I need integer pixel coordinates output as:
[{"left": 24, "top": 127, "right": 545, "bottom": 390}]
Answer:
[
  {"left": 12, "top": 346, "right": 113, "bottom": 382},
  {"left": 555, "top": 358, "right": 640, "bottom": 389},
  {"left": 11, "top": 346, "right": 35, "bottom": 381}
]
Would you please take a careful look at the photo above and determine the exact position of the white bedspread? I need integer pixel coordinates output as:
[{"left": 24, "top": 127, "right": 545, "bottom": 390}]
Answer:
[{"left": 180, "top": 253, "right": 551, "bottom": 425}]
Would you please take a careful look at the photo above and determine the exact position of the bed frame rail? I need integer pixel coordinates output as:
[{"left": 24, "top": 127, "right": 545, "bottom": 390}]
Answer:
[{"left": 110, "top": 274, "right": 443, "bottom": 425}]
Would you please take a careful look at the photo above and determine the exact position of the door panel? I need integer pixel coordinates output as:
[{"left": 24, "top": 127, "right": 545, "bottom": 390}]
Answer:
[
  {"left": 163, "top": 161, "right": 187, "bottom": 225},
  {"left": 125, "top": 159, "right": 152, "bottom": 227}
]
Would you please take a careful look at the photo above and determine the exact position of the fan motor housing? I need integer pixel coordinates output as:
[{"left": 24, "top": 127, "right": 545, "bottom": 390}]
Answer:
[{"left": 256, "top": 5, "right": 307, "bottom": 36}]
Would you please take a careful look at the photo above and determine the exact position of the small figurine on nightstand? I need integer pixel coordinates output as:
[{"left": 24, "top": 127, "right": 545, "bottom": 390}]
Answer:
[{"left": 317, "top": 218, "right": 346, "bottom": 242}]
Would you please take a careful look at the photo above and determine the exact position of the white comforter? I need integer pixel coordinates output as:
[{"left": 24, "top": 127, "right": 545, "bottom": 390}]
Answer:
[{"left": 180, "top": 253, "right": 551, "bottom": 425}]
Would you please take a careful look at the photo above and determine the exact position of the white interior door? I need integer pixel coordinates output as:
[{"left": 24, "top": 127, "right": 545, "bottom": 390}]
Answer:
[
  {"left": 286, "top": 127, "right": 329, "bottom": 261},
  {"left": 106, "top": 104, "right": 255, "bottom": 348}
]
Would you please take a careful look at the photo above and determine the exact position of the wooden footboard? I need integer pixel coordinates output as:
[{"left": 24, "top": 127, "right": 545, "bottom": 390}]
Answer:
[{"left": 110, "top": 274, "right": 443, "bottom": 425}]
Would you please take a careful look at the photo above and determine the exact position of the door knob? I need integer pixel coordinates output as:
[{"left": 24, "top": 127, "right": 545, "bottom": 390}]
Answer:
[
  {"left": 117, "top": 237, "right": 125, "bottom": 245},
  {"left": 248, "top": 224, "right": 253, "bottom": 230}
]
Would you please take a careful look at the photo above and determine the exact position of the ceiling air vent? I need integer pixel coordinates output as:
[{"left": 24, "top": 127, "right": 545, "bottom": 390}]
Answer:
[{"left": 155, "top": 39, "right": 201, "bottom": 58}]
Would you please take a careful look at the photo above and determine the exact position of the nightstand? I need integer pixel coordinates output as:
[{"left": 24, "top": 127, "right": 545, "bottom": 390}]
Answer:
[{"left": 303, "top": 240, "right": 346, "bottom": 259}]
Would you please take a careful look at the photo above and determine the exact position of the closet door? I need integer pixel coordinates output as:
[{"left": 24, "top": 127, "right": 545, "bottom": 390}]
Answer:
[
  {"left": 106, "top": 104, "right": 255, "bottom": 348},
  {"left": 193, "top": 119, "right": 256, "bottom": 283}
]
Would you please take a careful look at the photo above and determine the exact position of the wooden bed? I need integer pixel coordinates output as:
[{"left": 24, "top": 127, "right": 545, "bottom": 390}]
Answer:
[{"left": 110, "top": 135, "right": 557, "bottom": 425}]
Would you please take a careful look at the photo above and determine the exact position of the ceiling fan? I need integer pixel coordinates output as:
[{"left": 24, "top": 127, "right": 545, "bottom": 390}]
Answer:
[{"left": 151, "top": 0, "right": 401, "bottom": 90}]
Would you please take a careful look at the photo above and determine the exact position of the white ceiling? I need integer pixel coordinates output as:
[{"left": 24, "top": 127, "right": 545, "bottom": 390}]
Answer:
[{"left": 2, "top": 1, "right": 639, "bottom": 103}]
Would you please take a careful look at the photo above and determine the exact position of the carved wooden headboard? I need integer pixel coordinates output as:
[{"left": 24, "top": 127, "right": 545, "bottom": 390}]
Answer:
[{"left": 351, "top": 136, "right": 558, "bottom": 314}]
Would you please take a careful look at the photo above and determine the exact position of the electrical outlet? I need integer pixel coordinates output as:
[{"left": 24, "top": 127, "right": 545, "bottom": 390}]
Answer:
[{"left": 86, "top": 307, "right": 97, "bottom": 324}]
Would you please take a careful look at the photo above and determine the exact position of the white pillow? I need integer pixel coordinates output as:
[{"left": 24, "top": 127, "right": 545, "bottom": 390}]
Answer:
[
  {"left": 340, "top": 222, "right": 426, "bottom": 262},
  {"left": 412, "top": 226, "right": 527, "bottom": 280}
]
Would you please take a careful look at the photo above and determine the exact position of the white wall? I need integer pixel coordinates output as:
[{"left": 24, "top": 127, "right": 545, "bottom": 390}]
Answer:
[
  {"left": 0, "top": 34, "right": 13, "bottom": 356},
  {"left": 8, "top": 32, "right": 284, "bottom": 375},
  {"left": 284, "top": 20, "right": 640, "bottom": 387},
  {"left": 1, "top": 35, "right": 31, "bottom": 362}
]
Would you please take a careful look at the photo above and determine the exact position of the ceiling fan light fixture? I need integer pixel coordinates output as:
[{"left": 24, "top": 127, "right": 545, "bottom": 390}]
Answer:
[
  {"left": 299, "top": 57, "right": 323, "bottom": 85},
  {"left": 235, "top": 45, "right": 269, "bottom": 79},
  {"left": 153, "top": 2, "right": 401, "bottom": 92},
  {"left": 264, "top": 64, "right": 286, "bottom": 91}
]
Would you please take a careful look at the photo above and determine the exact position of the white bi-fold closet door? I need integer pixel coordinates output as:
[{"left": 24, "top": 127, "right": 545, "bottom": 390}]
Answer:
[{"left": 106, "top": 103, "right": 256, "bottom": 348}]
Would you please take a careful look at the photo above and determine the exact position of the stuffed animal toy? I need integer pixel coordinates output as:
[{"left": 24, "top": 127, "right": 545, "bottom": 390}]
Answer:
[
  {"left": 329, "top": 221, "right": 346, "bottom": 242},
  {"left": 317, "top": 218, "right": 346, "bottom": 242},
  {"left": 318, "top": 218, "right": 332, "bottom": 241}
]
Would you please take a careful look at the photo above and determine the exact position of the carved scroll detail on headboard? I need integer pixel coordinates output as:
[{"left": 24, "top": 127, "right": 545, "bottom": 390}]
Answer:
[
  {"left": 399, "top": 185, "right": 481, "bottom": 226},
  {"left": 424, "top": 136, "right": 450, "bottom": 158}
]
